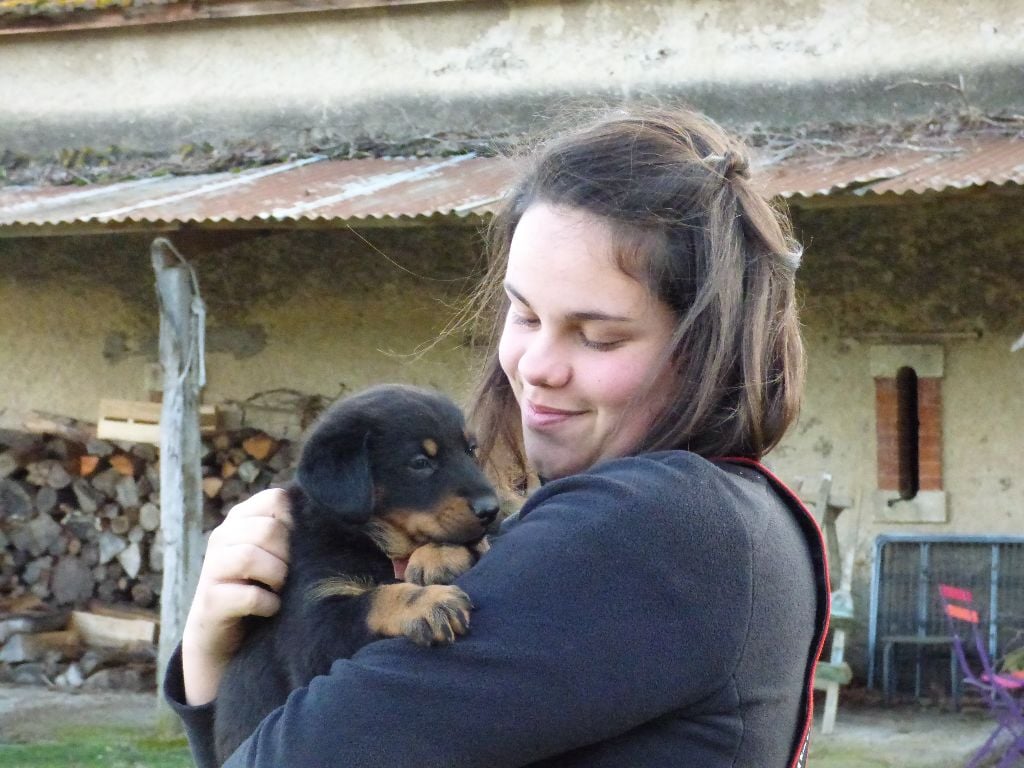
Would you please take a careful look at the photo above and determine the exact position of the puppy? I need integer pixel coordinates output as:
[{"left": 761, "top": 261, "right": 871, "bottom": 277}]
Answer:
[{"left": 213, "top": 384, "right": 499, "bottom": 763}]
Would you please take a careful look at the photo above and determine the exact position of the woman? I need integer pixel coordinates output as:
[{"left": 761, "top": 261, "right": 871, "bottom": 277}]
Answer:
[{"left": 165, "top": 106, "right": 830, "bottom": 767}]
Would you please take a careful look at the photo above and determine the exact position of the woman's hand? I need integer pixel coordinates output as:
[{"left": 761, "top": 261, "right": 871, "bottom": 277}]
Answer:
[{"left": 181, "top": 487, "right": 293, "bottom": 706}]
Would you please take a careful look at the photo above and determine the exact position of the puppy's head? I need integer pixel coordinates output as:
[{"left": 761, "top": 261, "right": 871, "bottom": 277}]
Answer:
[{"left": 296, "top": 384, "right": 499, "bottom": 558}]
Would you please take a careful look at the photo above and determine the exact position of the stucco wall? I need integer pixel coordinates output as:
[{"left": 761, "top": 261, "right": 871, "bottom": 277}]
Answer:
[
  {"left": 0, "top": 226, "right": 485, "bottom": 435},
  {"left": 1, "top": 0, "right": 1022, "bottom": 156}
]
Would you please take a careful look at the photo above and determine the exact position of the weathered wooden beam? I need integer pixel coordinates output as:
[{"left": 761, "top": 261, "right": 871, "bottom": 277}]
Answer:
[{"left": 151, "top": 237, "right": 206, "bottom": 729}]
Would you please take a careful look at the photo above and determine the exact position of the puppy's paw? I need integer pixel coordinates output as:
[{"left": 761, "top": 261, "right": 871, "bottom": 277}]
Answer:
[
  {"left": 367, "top": 583, "right": 473, "bottom": 646},
  {"left": 405, "top": 543, "right": 477, "bottom": 586}
]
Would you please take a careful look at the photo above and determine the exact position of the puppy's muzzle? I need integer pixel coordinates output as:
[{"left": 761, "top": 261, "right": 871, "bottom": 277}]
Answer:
[{"left": 471, "top": 494, "right": 500, "bottom": 526}]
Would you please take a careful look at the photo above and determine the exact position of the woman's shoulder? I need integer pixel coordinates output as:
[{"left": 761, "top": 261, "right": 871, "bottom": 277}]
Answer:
[{"left": 512, "top": 450, "right": 768, "bottom": 538}]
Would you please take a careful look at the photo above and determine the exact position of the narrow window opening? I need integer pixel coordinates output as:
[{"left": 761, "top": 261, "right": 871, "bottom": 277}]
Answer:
[{"left": 896, "top": 366, "right": 919, "bottom": 500}]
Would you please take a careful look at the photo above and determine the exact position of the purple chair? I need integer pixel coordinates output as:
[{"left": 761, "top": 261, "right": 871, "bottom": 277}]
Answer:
[{"left": 938, "top": 584, "right": 1024, "bottom": 768}]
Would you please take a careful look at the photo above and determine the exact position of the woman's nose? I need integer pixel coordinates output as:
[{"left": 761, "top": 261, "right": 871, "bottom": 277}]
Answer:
[{"left": 517, "top": 333, "right": 571, "bottom": 388}]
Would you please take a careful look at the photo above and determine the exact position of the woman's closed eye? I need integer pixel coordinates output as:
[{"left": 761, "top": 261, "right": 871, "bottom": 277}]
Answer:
[
  {"left": 579, "top": 333, "right": 625, "bottom": 351},
  {"left": 509, "top": 310, "right": 539, "bottom": 328}
]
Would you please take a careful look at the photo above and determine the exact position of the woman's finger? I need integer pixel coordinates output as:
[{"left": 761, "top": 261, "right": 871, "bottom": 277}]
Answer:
[
  {"left": 205, "top": 581, "right": 283, "bottom": 620},
  {"left": 224, "top": 488, "right": 293, "bottom": 526},
  {"left": 208, "top": 515, "right": 292, "bottom": 564},
  {"left": 204, "top": 542, "right": 290, "bottom": 593}
]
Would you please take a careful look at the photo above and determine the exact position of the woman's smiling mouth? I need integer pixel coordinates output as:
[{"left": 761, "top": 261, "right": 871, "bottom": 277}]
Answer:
[{"left": 523, "top": 400, "right": 588, "bottom": 429}]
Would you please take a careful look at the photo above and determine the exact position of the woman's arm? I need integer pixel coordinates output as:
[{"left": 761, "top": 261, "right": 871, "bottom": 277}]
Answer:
[{"left": 222, "top": 457, "right": 754, "bottom": 767}]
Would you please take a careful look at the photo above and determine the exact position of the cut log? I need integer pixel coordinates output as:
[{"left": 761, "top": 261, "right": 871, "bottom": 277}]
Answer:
[
  {"left": 0, "top": 629, "right": 83, "bottom": 663},
  {"left": 71, "top": 479, "right": 103, "bottom": 515},
  {"left": 138, "top": 502, "right": 161, "bottom": 532},
  {"left": 71, "top": 609, "right": 157, "bottom": 648},
  {"left": 78, "top": 455, "right": 102, "bottom": 477},
  {"left": 35, "top": 485, "right": 59, "bottom": 515},
  {"left": 86, "top": 599, "right": 159, "bottom": 624},
  {"left": 219, "top": 477, "right": 246, "bottom": 501},
  {"left": 63, "top": 511, "right": 97, "bottom": 541},
  {"left": 26, "top": 515, "right": 62, "bottom": 557},
  {"left": 25, "top": 459, "right": 73, "bottom": 489},
  {"left": 98, "top": 531, "right": 128, "bottom": 564},
  {"left": 242, "top": 433, "right": 277, "bottom": 461},
  {"left": 237, "top": 460, "right": 261, "bottom": 484},
  {"left": 0, "top": 450, "right": 20, "bottom": 478},
  {"left": 114, "top": 476, "right": 141, "bottom": 509},
  {"left": 202, "top": 476, "right": 224, "bottom": 498},
  {"left": 109, "top": 515, "right": 132, "bottom": 536},
  {"left": 22, "top": 411, "right": 96, "bottom": 444},
  {"left": 131, "top": 580, "right": 156, "bottom": 607},
  {"left": 91, "top": 468, "right": 122, "bottom": 497},
  {"left": 130, "top": 444, "right": 158, "bottom": 463},
  {"left": 22, "top": 555, "right": 53, "bottom": 585},
  {"left": 0, "top": 479, "right": 34, "bottom": 519},
  {"left": 51, "top": 556, "right": 97, "bottom": 605},
  {"left": 109, "top": 453, "right": 139, "bottom": 477},
  {"left": 117, "top": 542, "right": 142, "bottom": 579},
  {"left": 82, "top": 665, "right": 154, "bottom": 692},
  {"left": 85, "top": 438, "right": 114, "bottom": 457},
  {"left": 0, "top": 609, "right": 68, "bottom": 644}
]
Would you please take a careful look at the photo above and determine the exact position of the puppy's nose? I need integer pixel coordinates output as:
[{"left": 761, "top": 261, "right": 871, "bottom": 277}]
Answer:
[{"left": 471, "top": 495, "right": 500, "bottom": 524}]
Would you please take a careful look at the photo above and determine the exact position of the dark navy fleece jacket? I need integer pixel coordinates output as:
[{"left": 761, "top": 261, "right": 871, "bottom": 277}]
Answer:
[{"left": 164, "top": 451, "right": 828, "bottom": 767}]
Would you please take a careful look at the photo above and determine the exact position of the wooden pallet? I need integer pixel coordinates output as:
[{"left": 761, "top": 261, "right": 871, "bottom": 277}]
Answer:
[{"left": 97, "top": 399, "right": 217, "bottom": 445}]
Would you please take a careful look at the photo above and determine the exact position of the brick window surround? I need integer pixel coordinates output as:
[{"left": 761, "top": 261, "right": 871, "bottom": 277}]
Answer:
[
  {"left": 874, "top": 375, "right": 943, "bottom": 493},
  {"left": 870, "top": 345, "right": 947, "bottom": 523}
]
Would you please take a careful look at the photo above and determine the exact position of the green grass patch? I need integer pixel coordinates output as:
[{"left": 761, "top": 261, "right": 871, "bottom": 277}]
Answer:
[{"left": 0, "top": 724, "right": 192, "bottom": 768}]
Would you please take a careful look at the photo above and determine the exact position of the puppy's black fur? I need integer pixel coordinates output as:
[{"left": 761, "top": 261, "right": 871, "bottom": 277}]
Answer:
[{"left": 213, "top": 384, "right": 499, "bottom": 764}]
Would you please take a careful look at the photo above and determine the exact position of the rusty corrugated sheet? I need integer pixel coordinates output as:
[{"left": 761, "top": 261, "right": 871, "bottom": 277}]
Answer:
[
  {"left": 757, "top": 135, "right": 1024, "bottom": 199},
  {"left": 1, "top": 135, "right": 1021, "bottom": 235},
  {"left": 0, "top": 154, "right": 512, "bottom": 233}
]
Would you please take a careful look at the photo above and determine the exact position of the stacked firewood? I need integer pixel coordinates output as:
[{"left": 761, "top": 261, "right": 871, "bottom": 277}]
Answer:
[
  {"left": 0, "top": 594, "right": 159, "bottom": 691},
  {"left": 0, "top": 422, "right": 297, "bottom": 607},
  {"left": 0, "top": 417, "right": 299, "bottom": 688}
]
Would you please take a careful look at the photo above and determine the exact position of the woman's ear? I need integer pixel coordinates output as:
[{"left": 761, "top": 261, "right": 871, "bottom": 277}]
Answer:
[{"left": 295, "top": 409, "right": 374, "bottom": 523}]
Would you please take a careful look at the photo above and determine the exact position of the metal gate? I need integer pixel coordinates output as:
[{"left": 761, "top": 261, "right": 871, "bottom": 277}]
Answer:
[{"left": 867, "top": 534, "right": 1024, "bottom": 699}]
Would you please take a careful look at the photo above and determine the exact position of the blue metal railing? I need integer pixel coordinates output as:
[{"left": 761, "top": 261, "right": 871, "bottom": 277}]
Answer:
[{"left": 867, "top": 534, "right": 1024, "bottom": 693}]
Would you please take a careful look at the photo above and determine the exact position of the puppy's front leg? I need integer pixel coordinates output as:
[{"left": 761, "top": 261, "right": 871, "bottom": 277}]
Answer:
[
  {"left": 367, "top": 583, "right": 473, "bottom": 645},
  {"left": 405, "top": 542, "right": 486, "bottom": 586}
]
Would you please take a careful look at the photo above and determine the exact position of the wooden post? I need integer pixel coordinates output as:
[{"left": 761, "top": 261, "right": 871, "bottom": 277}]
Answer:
[{"left": 151, "top": 238, "right": 206, "bottom": 729}]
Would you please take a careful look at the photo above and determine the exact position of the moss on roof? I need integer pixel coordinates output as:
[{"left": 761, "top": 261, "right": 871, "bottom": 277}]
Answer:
[{"left": 0, "top": 0, "right": 183, "bottom": 16}]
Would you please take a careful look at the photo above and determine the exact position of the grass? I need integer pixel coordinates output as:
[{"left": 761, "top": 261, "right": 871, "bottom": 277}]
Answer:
[{"left": 0, "top": 725, "right": 192, "bottom": 768}]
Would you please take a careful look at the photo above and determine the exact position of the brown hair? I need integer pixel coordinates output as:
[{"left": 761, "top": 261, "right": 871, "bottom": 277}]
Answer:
[{"left": 463, "top": 106, "right": 804, "bottom": 488}]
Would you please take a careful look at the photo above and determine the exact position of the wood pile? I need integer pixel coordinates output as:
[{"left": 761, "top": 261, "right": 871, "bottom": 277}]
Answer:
[
  {"left": 0, "top": 417, "right": 299, "bottom": 690},
  {"left": 0, "top": 594, "right": 159, "bottom": 690}
]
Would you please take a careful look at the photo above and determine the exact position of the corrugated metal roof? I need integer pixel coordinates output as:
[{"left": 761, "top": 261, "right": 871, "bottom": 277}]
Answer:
[
  {"left": 763, "top": 135, "right": 1024, "bottom": 199},
  {"left": 1, "top": 135, "right": 1021, "bottom": 236}
]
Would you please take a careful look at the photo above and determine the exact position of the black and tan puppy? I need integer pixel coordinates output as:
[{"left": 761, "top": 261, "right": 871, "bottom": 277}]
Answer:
[{"left": 213, "top": 384, "right": 499, "bottom": 764}]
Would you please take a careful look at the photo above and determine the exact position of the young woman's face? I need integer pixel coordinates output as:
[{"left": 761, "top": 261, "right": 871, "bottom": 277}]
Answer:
[{"left": 498, "top": 203, "right": 678, "bottom": 480}]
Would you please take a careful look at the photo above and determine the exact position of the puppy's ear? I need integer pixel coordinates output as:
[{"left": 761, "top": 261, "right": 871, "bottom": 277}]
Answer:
[{"left": 295, "top": 411, "right": 374, "bottom": 523}]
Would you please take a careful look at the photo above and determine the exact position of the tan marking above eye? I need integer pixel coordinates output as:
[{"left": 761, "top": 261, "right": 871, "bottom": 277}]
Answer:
[{"left": 422, "top": 438, "right": 439, "bottom": 457}]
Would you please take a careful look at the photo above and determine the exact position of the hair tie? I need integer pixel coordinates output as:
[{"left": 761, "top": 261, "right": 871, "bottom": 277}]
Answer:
[{"left": 704, "top": 150, "right": 750, "bottom": 181}]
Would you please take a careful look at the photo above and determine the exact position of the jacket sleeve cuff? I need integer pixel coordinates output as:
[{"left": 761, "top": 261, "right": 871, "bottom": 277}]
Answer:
[{"left": 162, "top": 642, "right": 220, "bottom": 768}]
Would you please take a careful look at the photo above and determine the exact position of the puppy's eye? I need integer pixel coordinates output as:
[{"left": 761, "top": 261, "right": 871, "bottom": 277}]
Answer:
[
  {"left": 408, "top": 455, "right": 434, "bottom": 473},
  {"left": 466, "top": 440, "right": 478, "bottom": 457}
]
